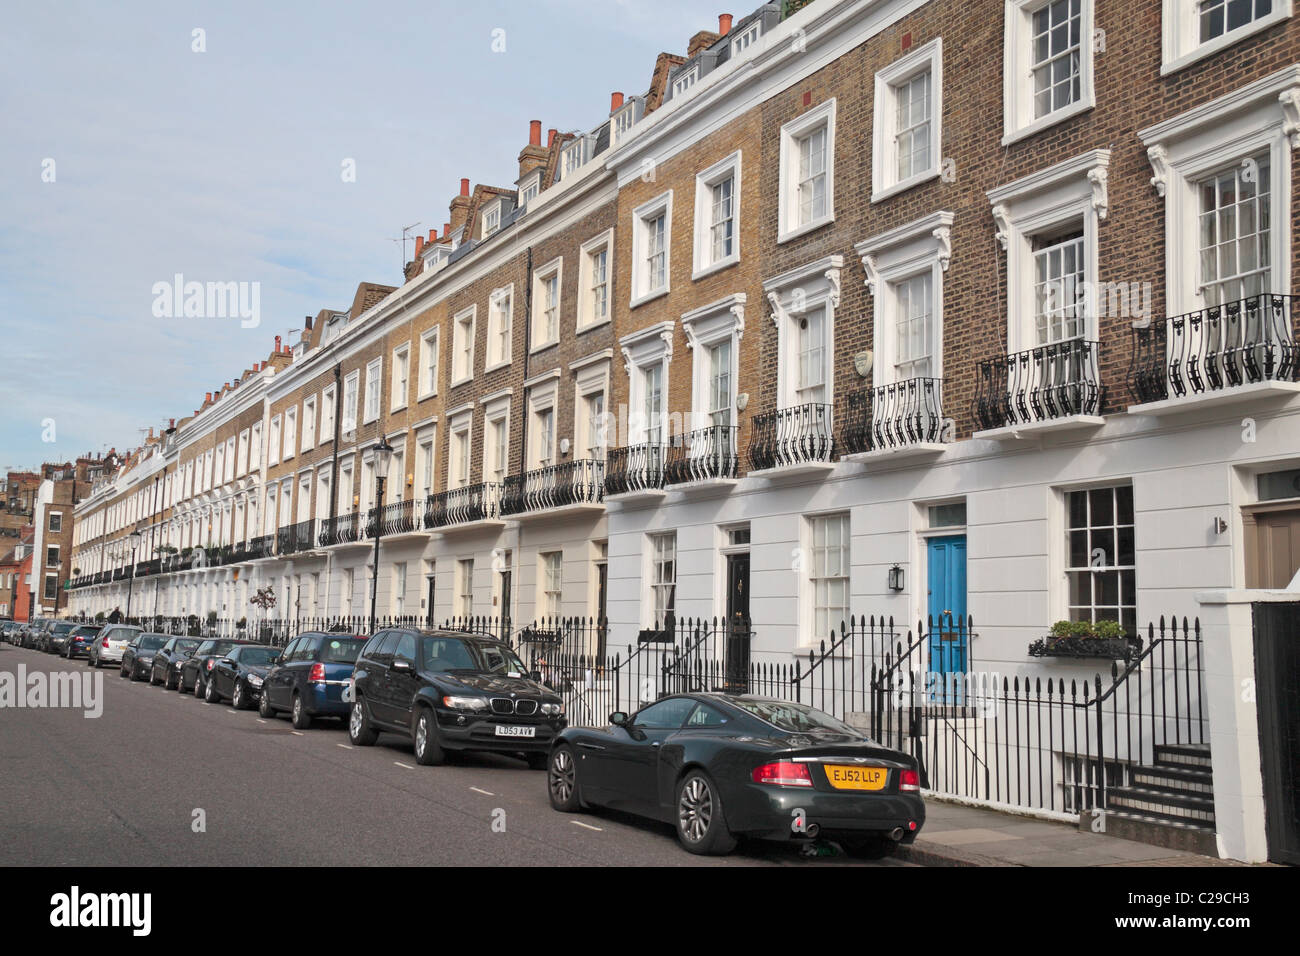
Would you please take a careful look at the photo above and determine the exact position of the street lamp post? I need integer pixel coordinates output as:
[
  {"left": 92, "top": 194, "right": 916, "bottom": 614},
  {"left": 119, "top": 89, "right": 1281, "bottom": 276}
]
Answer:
[
  {"left": 124, "top": 531, "right": 142, "bottom": 622},
  {"left": 368, "top": 437, "right": 395, "bottom": 636}
]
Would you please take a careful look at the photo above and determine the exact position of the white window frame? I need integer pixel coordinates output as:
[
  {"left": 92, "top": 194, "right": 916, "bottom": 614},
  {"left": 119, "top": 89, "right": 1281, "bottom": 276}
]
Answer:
[
  {"left": 391, "top": 342, "right": 410, "bottom": 412},
  {"left": 526, "top": 377, "right": 560, "bottom": 470},
  {"left": 342, "top": 370, "right": 360, "bottom": 435},
  {"left": 519, "top": 172, "right": 541, "bottom": 207},
  {"left": 1161, "top": 0, "right": 1292, "bottom": 75},
  {"left": 619, "top": 321, "right": 674, "bottom": 445},
  {"left": 540, "top": 550, "right": 563, "bottom": 618},
  {"left": 681, "top": 294, "right": 745, "bottom": 434},
  {"left": 531, "top": 258, "right": 563, "bottom": 351},
  {"left": 449, "top": 406, "right": 473, "bottom": 490},
  {"left": 363, "top": 358, "right": 382, "bottom": 424},
  {"left": 612, "top": 103, "right": 638, "bottom": 146},
  {"left": 630, "top": 191, "right": 673, "bottom": 307},
  {"left": 646, "top": 531, "right": 677, "bottom": 627},
  {"left": 572, "top": 354, "right": 612, "bottom": 461},
  {"left": 731, "top": 21, "right": 761, "bottom": 55},
  {"left": 457, "top": 558, "right": 474, "bottom": 617},
  {"left": 486, "top": 285, "right": 514, "bottom": 371},
  {"left": 806, "top": 511, "right": 851, "bottom": 645},
  {"left": 320, "top": 386, "right": 336, "bottom": 444},
  {"left": 481, "top": 394, "right": 511, "bottom": 484},
  {"left": 778, "top": 98, "right": 836, "bottom": 243},
  {"left": 418, "top": 327, "right": 439, "bottom": 400},
  {"left": 452, "top": 305, "right": 477, "bottom": 386},
  {"left": 268, "top": 415, "right": 282, "bottom": 466},
  {"left": 250, "top": 422, "right": 262, "bottom": 469},
  {"left": 988, "top": 149, "right": 1110, "bottom": 353},
  {"left": 301, "top": 396, "right": 316, "bottom": 453},
  {"left": 1140, "top": 67, "right": 1298, "bottom": 316},
  {"left": 873, "top": 38, "right": 943, "bottom": 202},
  {"left": 482, "top": 201, "right": 502, "bottom": 238},
  {"left": 692, "top": 151, "right": 742, "bottom": 279},
  {"left": 672, "top": 65, "right": 699, "bottom": 98},
  {"left": 1003, "top": 0, "right": 1096, "bottom": 145},
  {"left": 577, "top": 230, "right": 614, "bottom": 332},
  {"left": 856, "top": 211, "right": 954, "bottom": 385},
  {"left": 762, "top": 256, "right": 842, "bottom": 411},
  {"left": 561, "top": 138, "right": 587, "bottom": 180}
]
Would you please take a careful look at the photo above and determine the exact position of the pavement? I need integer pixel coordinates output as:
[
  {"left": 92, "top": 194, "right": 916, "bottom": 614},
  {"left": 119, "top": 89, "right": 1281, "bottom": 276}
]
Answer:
[{"left": 895, "top": 798, "right": 1246, "bottom": 867}]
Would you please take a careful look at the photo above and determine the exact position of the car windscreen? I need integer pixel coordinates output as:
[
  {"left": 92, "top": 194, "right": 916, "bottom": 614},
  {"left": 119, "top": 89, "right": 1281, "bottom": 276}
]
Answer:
[
  {"left": 236, "top": 646, "right": 278, "bottom": 667},
  {"left": 419, "top": 637, "right": 477, "bottom": 672},
  {"left": 727, "top": 699, "right": 863, "bottom": 736},
  {"left": 73, "top": 626, "right": 99, "bottom": 636},
  {"left": 475, "top": 642, "right": 530, "bottom": 677},
  {"left": 175, "top": 640, "right": 200, "bottom": 654},
  {"left": 106, "top": 627, "right": 141, "bottom": 641},
  {"left": 53, "top": 623, "right": 77, "bottom": 634},
  {"left": 209, "top": 641, "right": 238, "bottom": 655},
  {"left": 137, "top": 636, "right": 167, "bottom": 651},
  {"left": 319, "top": 638, "right": 363, "bottom": 664},
  {"left": 195, "top": 641, "right": 219, "bottom": 655}
]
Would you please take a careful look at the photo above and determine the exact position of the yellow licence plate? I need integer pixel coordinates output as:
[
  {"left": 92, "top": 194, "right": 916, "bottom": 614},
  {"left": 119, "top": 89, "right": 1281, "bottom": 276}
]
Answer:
[{"left": 824, "top": 765, "right": 889, "bottom": 791}]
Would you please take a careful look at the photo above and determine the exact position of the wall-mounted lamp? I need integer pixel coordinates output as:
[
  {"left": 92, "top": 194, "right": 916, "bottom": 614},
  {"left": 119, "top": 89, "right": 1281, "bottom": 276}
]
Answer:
[
  {"left": 1212, "top": 517, "right": 1228, "bottom": 534},
  {"left": 887, "top": 564, "right": 905, "bottom": 591}
]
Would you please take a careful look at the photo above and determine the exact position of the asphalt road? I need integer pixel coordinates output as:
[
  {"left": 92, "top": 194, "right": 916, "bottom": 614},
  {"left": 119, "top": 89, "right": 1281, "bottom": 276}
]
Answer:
[{"left": 0, "top": 644, "right": 912, "bottom": 867}]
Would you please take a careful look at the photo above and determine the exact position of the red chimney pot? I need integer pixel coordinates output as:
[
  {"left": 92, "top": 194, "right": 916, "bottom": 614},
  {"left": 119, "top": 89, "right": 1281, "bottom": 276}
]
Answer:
[
  {"left": 529, "top": 120, "right": 542, "bottom": 146},
  {"left": 547, "top": 128, "right": 557, "bottom": 147},
  {"left": 428, "top": 228, "right": 437, "bottom": 243},
  {"left": 415, "top": 235, "right": 425, "bottom": 256},
  {"left": 443, "top": 221, "right": 451, "bottom": 236},
  {"left": 611, "top": 92, "right": 624, "bottom": 112},
  {"left": 719, "top": 13, "right": 733, "bottom": 34},
  {"left": 460, "top": 178, "right": 470, "bottom": 196}
]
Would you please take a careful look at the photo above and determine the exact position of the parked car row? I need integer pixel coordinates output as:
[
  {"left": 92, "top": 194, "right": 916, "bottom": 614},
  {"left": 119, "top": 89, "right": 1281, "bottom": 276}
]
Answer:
[{"left": 4, "top": 621, "right": 925, "bottom": 857}]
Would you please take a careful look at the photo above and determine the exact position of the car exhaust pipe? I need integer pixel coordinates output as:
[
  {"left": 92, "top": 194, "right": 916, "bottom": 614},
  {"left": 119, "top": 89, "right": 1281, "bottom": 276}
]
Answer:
[
  {"left": 888, "top": 827, "right": 905, "bottom": 842},
  {"left": 805, "top": 822, "right": 820, "bottom": 838}
]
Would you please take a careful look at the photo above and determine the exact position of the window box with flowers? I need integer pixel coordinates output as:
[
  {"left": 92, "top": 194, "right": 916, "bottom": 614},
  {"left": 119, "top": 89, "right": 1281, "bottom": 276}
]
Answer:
[{"left": 1028, "top": 619, "right": 1141, "bottom": 661}]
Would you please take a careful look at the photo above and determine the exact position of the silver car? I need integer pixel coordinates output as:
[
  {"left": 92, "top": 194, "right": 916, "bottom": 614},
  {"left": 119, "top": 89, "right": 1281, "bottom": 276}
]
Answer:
[{"left": 88, "top": 625, "right": 141, "bottom": 667}]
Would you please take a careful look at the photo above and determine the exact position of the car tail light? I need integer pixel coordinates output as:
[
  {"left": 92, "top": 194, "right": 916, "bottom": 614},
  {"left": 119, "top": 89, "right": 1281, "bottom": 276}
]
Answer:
[
  {"left": 309, "top": 663, "right": 325, "bottom": 683},
  {"left": 899, "top": 768, "right": 920, "bottom": 792},
  {"left": 751, "top": 761, "right": 814, "bottom": 787},
  {"left": 101, "top": 638, "right": 109, "bottom": 648},
  {"left": 205, "top": 659, "right": 215, "bottom": 671}
]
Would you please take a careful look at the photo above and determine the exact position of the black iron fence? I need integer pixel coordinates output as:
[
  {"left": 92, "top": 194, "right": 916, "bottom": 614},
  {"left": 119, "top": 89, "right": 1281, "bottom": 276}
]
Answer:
[
  {"left": 501, "top": 460, "right": 604, "bottom": 516},
  {"left": 425, "top": 482, "right": 502, "bottom": 529},
  {"left": 1130, "top": 292, "right": 1297, "bottom": 404},
  {"left": 974, "top": 339, "right": 1101, "bottom": 430},
  {"left": 604, "top": 442, "right": 666, "bottom": 496},
  {"left": 841, "top": 377, "right": 945, "bottom": 454},
  {"left": 748, "top": 403, "right": 834, "bottom": 470},
  {"left": 664, "top": 425, "right": 738, "bottom": 485}
]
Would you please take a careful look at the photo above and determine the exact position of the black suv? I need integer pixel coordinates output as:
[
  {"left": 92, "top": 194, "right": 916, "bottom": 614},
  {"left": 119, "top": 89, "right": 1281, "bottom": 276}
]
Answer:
[{"left": 348, "top": 628, "right": 566, "bottom": 767}]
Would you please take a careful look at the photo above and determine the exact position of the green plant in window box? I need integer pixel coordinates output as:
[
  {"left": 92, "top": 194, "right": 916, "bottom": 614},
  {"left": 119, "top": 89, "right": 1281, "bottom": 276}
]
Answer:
[{"left": 1030, "top": 618, "right": 1139, "bottom": 660}]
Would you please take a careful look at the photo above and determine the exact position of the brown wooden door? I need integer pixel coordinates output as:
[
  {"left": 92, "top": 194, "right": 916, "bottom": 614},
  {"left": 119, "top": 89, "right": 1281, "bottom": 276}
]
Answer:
[{"left": 1246, "top": 508, "right": 1300, "bottom": 588}]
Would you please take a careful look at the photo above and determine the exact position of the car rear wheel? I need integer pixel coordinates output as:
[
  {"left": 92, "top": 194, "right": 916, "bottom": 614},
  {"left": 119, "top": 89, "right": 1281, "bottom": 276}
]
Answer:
[
  {"left": 547, "top": 746, "right": 583, "bottom": 812},
  {"left": 412, "top": 708, "right": 444, "bottom": 766},
  {"left": 348, "top": 697, "right": 378, "bottom": 746},
  {"left": 119, "top": 661, "right": 129, "bottom": 678},
  {"left": 165, "top": 669, "right": 177, "bottom": 691},
  {"left": 290, "top": 693, "right": 312, "bottom": 730},
  {"left": 675, "top": 770, "right": 736, "bottom": 856},
  {"left": 204, "top": 677, "right": 219, "bottom": 703},
  {"left": 193, "top": 675, "right": 205, "bottom": 698}
]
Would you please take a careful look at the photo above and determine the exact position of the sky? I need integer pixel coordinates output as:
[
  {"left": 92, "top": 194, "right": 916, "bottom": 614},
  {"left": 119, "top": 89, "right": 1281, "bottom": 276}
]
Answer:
[{"left": 0, "top": 0, "right": 710, "bottom": 472}]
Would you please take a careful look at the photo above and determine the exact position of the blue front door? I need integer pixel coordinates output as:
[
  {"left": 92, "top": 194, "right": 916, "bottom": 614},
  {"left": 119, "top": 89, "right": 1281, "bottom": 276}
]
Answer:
[{"left": 927, "top": 536, "right": 968, "bottom": 683}]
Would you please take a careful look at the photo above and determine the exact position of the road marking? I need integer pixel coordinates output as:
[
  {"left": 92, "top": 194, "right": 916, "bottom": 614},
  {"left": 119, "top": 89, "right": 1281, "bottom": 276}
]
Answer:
[
  {"left": 337, "top": 744, "right": 353, "bottom": 750},
  {"left": 469, "top": 786, "right": 494, "bottom": 796},
  {"left": 571, "top": 821, "right": 603, "bottom": 832},
  {"left": 394, "top": 761, "right": 415, "bottom": 769},
  {"left": 291, "top": 731, "right": 304, "bottom": 736},
  {"left": 256, "top": 719, "right": 266, "bottom": 724}
]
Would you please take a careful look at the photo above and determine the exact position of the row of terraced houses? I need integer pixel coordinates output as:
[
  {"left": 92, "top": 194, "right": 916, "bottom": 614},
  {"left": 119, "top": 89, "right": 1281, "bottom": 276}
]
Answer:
[{"left": 63, "top": 0, "right": 1299, "bottom": 862}]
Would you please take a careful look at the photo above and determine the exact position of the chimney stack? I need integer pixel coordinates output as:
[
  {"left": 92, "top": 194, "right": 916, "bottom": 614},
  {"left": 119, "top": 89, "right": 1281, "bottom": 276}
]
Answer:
[
  {"left": 443, "top": 221, "right": 451, "bottom": 236},
  {"left": 519, "top": 119, "right": 549, "bottom": 180},
  {"left": 529, "top": 120, "right": 542, "bottom": 146},
  {"left": 274, "top": 335, "right": 281, "bottom": 353},
  {"left": 449, "top": 179, "right": 473, "bottom": 234},
  {"left": 719, "top": 13, "right": 733, "bottom": 34},
  {"left": 547, "top": 128, "right": 557, "bottom": 147},
  {"left": 415, "top": 235, "right": 424, "bottom": 256},
  {"left": 460, "top": 178, "right": 470, "bottom": 196},
  {"left": 304, "top": 315, "right": 313, "bottom": 332},
  {"left": 428, "top": 227, "right": 437, "bottom": 244},
  {"left": 611, "top": 91, "right": 624, "bottom": 112}
]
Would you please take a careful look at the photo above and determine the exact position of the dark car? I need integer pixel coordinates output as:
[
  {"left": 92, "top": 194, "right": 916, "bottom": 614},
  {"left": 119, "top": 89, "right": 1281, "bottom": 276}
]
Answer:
[
  {"left": 205, "top": 644, "right": 281, "bottom": 709},
  {"left": 149, "top": 637, "right": 202, "bottom": 688},
  {"left": 46, "top": 622, "right": 81, "bottom": 655},
  {"left": 120, "top": 633, "right": 169, "bottom": 681},
  {"left": 22, "top": 618, "right": 52, "bottom": 650},
  {"left": 178, "top": 639, "right": 256, "bottom": 696},
  {"left": 547, "top": 694, "right": 925, "bottom": 857},
  {"left": 64, "top": 625, "right": 102, "bottom": 660},
  {"left": 347, "top": 628, "right": 566, "bottom": 767},
  {"left": 259, "top": 632, "right": 367, "bottom": 728}
]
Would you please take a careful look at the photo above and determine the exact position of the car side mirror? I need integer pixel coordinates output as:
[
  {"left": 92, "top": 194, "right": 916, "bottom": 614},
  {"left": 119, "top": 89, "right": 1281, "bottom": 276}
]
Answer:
[
  {"left": 610, "top": 711, "right": 629, "bottom": 727},
  {"left": 221, "top": 658, "right": 235, "bottom": 667},
  {"left": 392, "top": 658, "right": 412, "bottom": 672},
  {"left": 529, "top": 670, "right": 543, "bottom": 683}
]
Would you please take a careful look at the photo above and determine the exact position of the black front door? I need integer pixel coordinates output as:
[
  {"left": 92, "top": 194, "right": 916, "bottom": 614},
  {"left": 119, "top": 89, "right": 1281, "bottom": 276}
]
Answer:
[
  {"left": 596, "top": 562, "right": 608, "bottom": 657},
  {"left": 425, "top": 575, "right": 435, "bottom": 627},
  {"left": 1254, "top": 602, "right": 1300, "bottom": 864},
  {"left": 725, "top": 553, "right": 751, "bottom": 692}
]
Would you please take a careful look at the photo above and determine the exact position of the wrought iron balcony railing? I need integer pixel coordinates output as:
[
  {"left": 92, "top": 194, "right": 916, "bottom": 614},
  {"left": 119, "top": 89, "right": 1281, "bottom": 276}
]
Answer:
[
  {"left": 425, "top": 482, "right": 503, "bottom": 529},
  {"left": 1130, "top": 293, "right": 1297, "bottom": 404},
  {"left": 664, "top": 425, "right": 739, "bottom": 485},
  {"left": 841, "top": 377, "right": 945, "bottom": 454},
  {"left": 276, "top": 519, "right": 316, "bottom": 556},
  {"left": 318, "top": 512, "right": 361, "bottom": 547},
  {"left": 247, "top": 534, "right": 274, "bottom": 558},
  {"left": 501, "top": 460, "right": 604, "bottom": 516},
  {"left": 604, "top": 442, "right": 666, "bottom": 496},
  {"left": 973, "top": 339, "right": 1101, "bottom": 430},
  {"left": 748, "top": 403, "right": 834, "bottom": 471},
  {"left": 379, "top": 497, "right": 420, "bottom": 536}
]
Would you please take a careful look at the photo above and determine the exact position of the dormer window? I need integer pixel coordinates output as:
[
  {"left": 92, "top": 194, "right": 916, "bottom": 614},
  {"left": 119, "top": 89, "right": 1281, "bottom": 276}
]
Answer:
[
  {"left": 482, "top": 203, "right": 501, "bottom": 238},
  {"left": 519, "top": 172, "right": 541, "bottom": 206},
  {"left": 613, "top": 104, "right": 638, "bottom": 146},
  {"left": 561, "top": 139, "right": 587, "bottom": 180},
  {"left": 672, "top": 65, "right": 699, "bottom": 98},
  {"left": 731, "top": 21, "right": 761, "bottom": 54}
]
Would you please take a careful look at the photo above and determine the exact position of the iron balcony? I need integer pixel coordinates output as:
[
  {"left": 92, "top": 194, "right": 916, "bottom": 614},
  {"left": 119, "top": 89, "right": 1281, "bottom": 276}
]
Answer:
[
  {"left": 664, "top": 425, "right": 738, "bottom": 485},
  {"left": 841, "top": 378, "right": 945, "bottom": 454},
  {"left": 973, "top": 338, "right": 1101, "bottom": 430},
  {"left": 501, "top": 460, "right": 604, "bottom": 517},
  {"left": 424, "top": 481, "right": 503, "bottom": 529},
  {"left": 748, "top": 403, "right": 834, "bottom": 471},
  {"left": 604, "top": 442, "right": 666, "bottom": 496}
]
